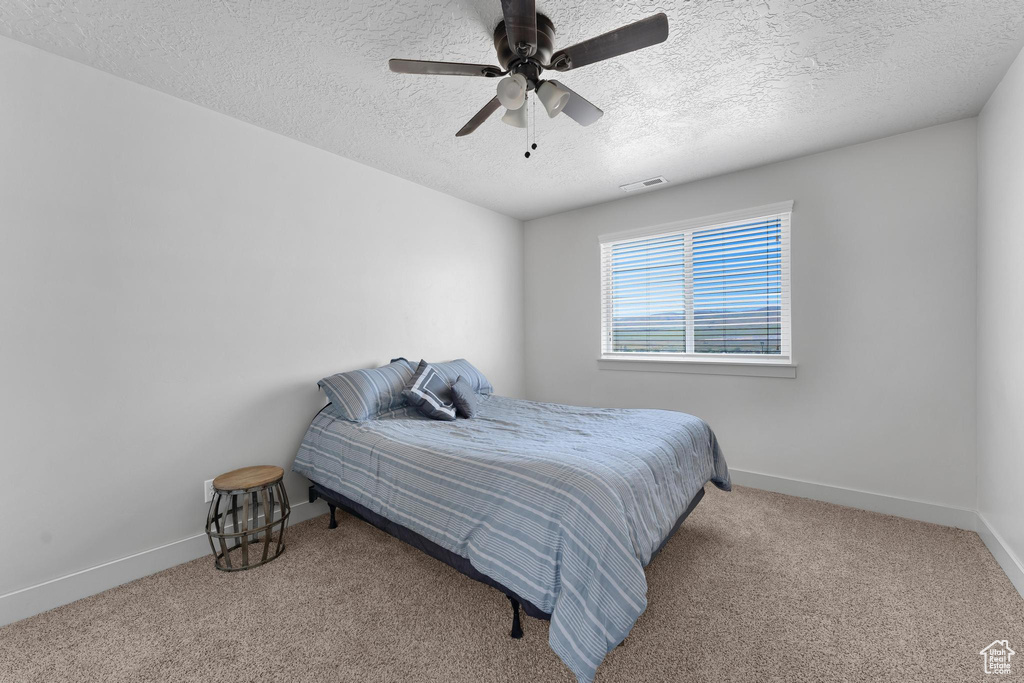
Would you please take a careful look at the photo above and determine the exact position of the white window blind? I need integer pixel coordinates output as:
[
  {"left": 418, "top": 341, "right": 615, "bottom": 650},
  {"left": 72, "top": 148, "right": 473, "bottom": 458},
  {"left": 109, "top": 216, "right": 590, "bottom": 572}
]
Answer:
[{"left": 600, "top": 202, "right": 792, "bottom": 363}]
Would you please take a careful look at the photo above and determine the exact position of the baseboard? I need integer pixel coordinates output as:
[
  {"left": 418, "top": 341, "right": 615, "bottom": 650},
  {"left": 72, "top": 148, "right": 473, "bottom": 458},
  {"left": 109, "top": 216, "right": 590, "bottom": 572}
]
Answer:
[
  {"left": 976, "top": 513, "right": 1024, "bottom": 599},
  {"left": 729, "top": 469, "right": 977, "bottom": 531},
  {"left": 0, "top": 499, "right": 328, "bottom": 628},
  {"left": 729, "top": 470, "right": 1023, "bottom": 599},
  {"left": 2, "top": 473, "right": 1014, "bottom": 628}
]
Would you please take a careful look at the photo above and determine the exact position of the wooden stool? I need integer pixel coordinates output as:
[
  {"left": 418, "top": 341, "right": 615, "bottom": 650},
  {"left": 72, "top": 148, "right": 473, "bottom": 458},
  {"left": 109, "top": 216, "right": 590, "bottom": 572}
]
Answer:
[{"left": 205, "top": 465, "right": 290, "bottom": 571}]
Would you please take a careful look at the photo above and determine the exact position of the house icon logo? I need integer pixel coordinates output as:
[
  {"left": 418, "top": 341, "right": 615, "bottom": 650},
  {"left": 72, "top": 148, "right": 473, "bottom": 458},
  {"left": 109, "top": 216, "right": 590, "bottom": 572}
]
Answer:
[{"left": 980, "top": 640, "right": 1015, "bottom": 675}]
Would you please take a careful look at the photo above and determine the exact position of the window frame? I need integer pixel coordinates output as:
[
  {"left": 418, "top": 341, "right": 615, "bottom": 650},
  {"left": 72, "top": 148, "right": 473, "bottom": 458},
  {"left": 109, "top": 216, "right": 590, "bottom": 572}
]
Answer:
[{"left": 598, "top": 201, "right": 795, "bottom": 376}]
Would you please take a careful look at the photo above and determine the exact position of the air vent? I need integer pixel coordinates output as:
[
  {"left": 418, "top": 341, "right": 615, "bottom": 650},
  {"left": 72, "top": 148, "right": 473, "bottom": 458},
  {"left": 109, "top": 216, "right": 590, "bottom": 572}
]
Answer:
[{"left": 620, "top": 176, "right": 669, "bottom": 193}]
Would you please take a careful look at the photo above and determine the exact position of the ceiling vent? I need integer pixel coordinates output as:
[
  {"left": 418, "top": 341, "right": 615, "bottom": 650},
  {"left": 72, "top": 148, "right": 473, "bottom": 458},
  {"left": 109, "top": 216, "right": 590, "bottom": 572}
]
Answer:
[{"left": 620, "top": 176, "right": 668, "bottom": 193}]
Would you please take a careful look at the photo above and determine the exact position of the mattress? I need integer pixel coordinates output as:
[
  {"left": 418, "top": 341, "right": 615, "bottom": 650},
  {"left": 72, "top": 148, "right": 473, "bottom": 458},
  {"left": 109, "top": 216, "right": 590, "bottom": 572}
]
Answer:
[{"left": 293, "top": 395, "right": 731, "bottom": 682}]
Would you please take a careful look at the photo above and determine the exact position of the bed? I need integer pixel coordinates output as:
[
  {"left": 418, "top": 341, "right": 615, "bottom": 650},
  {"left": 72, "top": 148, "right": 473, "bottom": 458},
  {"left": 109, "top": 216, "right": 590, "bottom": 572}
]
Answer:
[{"left": 293, "top": 393, "right": 731, "bottom": 682}]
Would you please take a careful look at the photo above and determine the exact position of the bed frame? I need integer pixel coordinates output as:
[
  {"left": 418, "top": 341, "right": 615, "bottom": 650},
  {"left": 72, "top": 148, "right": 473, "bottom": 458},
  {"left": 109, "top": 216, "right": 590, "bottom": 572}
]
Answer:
[{"left": 308, "top": 482, "right": 705, "bottom": 639}]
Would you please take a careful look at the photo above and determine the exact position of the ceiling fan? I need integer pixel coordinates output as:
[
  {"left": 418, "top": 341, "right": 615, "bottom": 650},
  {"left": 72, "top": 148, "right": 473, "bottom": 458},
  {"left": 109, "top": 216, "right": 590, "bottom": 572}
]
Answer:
[{"left": 388, "top": 1, "right": 669, "bottom": 138}]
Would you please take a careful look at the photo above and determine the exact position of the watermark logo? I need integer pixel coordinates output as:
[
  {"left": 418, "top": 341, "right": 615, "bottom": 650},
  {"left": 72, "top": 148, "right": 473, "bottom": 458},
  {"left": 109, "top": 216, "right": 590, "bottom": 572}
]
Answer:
[{"left": 980, "top": 640, "right": 1015, "bottom": 675}]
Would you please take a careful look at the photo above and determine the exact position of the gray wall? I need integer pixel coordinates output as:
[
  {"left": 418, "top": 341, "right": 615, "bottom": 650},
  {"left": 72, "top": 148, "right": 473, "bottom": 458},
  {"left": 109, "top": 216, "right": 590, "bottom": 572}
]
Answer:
[
  {"left": 977, "top": 46, "right": 1024, "bottom": 580},
  {"left": 524, "top": 120, "right": 977, "bottom": 510},
  {"left": 0, "top": 37, "right": 524, "bottom": 598}
]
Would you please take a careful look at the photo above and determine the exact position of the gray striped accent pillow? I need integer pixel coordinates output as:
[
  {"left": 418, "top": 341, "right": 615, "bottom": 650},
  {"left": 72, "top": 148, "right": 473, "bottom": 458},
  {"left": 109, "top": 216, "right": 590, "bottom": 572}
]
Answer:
[
  {"left": 429, "top": 359, "right": 493, "bottom": 395},
  {"left": 319, "top": 358, "right": 415, "bottom": 422},
  {"left": 402, "top": 360, "right": 456, "bottom": 421},
  {"left": 449, "top": 375, "right": 479, "bottom": 419}
]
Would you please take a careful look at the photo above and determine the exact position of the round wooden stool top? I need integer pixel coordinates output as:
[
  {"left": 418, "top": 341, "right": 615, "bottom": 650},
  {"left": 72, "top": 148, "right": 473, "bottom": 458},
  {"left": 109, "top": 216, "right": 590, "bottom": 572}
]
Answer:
[{"left": 213, "top": 465, "right": 283, "bottom": 492}]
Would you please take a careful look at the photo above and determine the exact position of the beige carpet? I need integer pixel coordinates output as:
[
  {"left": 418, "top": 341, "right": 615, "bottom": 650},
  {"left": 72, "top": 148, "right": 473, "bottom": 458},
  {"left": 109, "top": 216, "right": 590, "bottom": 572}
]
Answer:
[{"left": 1, "top": 486, "right": 1021, "bottom": 682}]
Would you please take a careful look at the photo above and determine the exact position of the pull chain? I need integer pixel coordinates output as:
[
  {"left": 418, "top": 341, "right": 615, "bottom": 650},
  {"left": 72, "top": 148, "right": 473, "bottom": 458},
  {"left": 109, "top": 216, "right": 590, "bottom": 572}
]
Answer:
[
  {"left": 524, "top": 96, "right": 530, "bottom": 158},
  {"left": 525, "top": 94, "right": 532, "bottom": 159},
  {"left": 525, "top": 95, "right": 538, "bottom": 159},
  {"left": 532, "top": 97, "right": 536, "bottom": 150},
  {"left": 531, "top": 96, "right": 538, "bottom": 153}
]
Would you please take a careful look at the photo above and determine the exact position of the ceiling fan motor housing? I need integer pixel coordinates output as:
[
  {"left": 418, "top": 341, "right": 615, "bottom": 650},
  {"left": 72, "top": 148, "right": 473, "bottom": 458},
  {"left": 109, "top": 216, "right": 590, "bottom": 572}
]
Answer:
[{"left": 493, "top": 14, "right": 556, "bottom": 71}]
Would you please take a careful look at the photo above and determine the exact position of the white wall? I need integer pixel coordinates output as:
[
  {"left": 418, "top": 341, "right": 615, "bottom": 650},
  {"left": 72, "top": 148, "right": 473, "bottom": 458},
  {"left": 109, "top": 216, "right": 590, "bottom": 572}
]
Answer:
[
  {"left": 977, "top": 46, "right": 1024, "bottom": 589},
  {"left": 0, "top": 37, "right": 524, "bottom": 608},
  {"left": 525, "top": 120, "right": 977, "bottom": 513}
]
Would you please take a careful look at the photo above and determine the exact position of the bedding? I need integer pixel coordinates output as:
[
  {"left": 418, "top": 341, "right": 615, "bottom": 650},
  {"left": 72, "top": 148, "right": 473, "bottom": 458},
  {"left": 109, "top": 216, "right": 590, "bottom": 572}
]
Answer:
[
  {"left": 292, "top": 395, "right": 730, "bottom": 682},
  {"left": 449, "top": 375, "right": 478, "bottom": 418},
  {"left": 403, "top": 360, "right": 457, "bottom": 421},
  {"left": 427, "top": 358, "right": 493, "bottom": 394},
  {"left": 318, "top": 358, "right": 414, "bottom": 422}
]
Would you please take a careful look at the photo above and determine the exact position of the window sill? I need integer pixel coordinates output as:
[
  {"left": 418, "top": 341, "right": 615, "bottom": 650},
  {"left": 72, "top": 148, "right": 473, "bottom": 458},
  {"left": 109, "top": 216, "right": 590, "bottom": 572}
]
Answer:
[{"left": 597, "top": 357, "right": 797, "bottom": 378}]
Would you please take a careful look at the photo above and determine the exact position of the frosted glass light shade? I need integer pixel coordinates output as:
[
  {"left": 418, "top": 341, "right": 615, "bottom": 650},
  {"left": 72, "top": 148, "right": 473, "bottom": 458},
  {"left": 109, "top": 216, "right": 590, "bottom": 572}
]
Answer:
[
  {"left": 501, "top": 104, "right": 528, "bottom": 128},
  {"left": 496, "top": 74, "right": 528, "bottom": 110},
  {"left": 538, "top": 81, "right": 570, "bottom": 118}
]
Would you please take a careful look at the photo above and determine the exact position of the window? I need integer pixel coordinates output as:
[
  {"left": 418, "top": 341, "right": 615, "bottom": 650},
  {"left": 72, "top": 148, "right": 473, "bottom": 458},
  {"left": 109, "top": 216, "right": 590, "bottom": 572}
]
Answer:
[{"left": 600, "top": 202, "right": 792, "bottom": 365}]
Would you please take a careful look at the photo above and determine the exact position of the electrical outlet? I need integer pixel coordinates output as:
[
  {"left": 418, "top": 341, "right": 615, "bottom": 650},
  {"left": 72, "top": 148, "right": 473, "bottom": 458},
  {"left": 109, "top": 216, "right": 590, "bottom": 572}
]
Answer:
[{"left": 204, "top": 479, "right": 215, "bottom": 503}]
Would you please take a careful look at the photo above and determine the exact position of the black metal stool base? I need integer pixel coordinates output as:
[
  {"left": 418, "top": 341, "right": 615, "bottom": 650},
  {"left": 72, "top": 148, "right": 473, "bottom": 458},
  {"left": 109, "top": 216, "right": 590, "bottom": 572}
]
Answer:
[{"left": 205, "top": 478, "right": 290, "bottom": 571}]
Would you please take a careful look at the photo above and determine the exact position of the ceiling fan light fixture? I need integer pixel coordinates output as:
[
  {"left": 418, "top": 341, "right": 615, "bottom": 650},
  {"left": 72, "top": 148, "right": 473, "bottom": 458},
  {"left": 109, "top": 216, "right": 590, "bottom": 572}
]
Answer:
[
  {"left": 496, "top": 73, "right": 528, "bottom": 109},
  {"left": 537, "top": 80, "right": 570, "bottom": 118},
  {"left": 501, "top": 104, "right": 528, "bottom": 128},
  {"left": 388, "top": 7, "right": 670, "bottom": 139}
]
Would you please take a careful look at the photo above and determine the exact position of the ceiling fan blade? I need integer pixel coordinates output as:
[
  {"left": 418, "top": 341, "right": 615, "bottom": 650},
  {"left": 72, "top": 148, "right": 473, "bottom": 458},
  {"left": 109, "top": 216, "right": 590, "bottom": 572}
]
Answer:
[
  {"left": 501, "top": 0, "right": 537, "bottom": 57},
  {"left": 547, "top": 13, "right": 669, "bottom": 71},
  {"left": 389, "top": 59, "right": 504, "bottom": 78},
  {"left": 456, "top": 97, "right": 502, "bottom": 137},
  {"left": 549, "top": 81, "right": 604, "bottom": 126}
]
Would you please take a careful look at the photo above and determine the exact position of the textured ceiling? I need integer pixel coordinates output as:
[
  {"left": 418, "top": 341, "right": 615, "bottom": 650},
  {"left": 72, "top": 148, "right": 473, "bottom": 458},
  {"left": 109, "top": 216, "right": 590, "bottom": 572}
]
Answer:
[{"left": 2, "top": 0, "right": 1024, "bottom": 220}]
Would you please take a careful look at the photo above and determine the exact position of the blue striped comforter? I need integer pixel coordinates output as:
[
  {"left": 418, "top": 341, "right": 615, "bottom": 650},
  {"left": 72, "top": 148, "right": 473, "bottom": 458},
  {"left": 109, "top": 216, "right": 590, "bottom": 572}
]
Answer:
[{"left": 292, "top": 395, "right": 731, "bottom": 682}]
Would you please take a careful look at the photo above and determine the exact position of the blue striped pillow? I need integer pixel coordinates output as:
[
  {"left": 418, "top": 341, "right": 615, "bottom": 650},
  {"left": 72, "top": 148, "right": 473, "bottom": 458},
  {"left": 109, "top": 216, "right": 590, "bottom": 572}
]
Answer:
[
  {"left": 319, "top": 358, "right": 415, "bottom": 422},
  {"left": 429, "top": 359, "right": 493, "bottom": 395}
]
